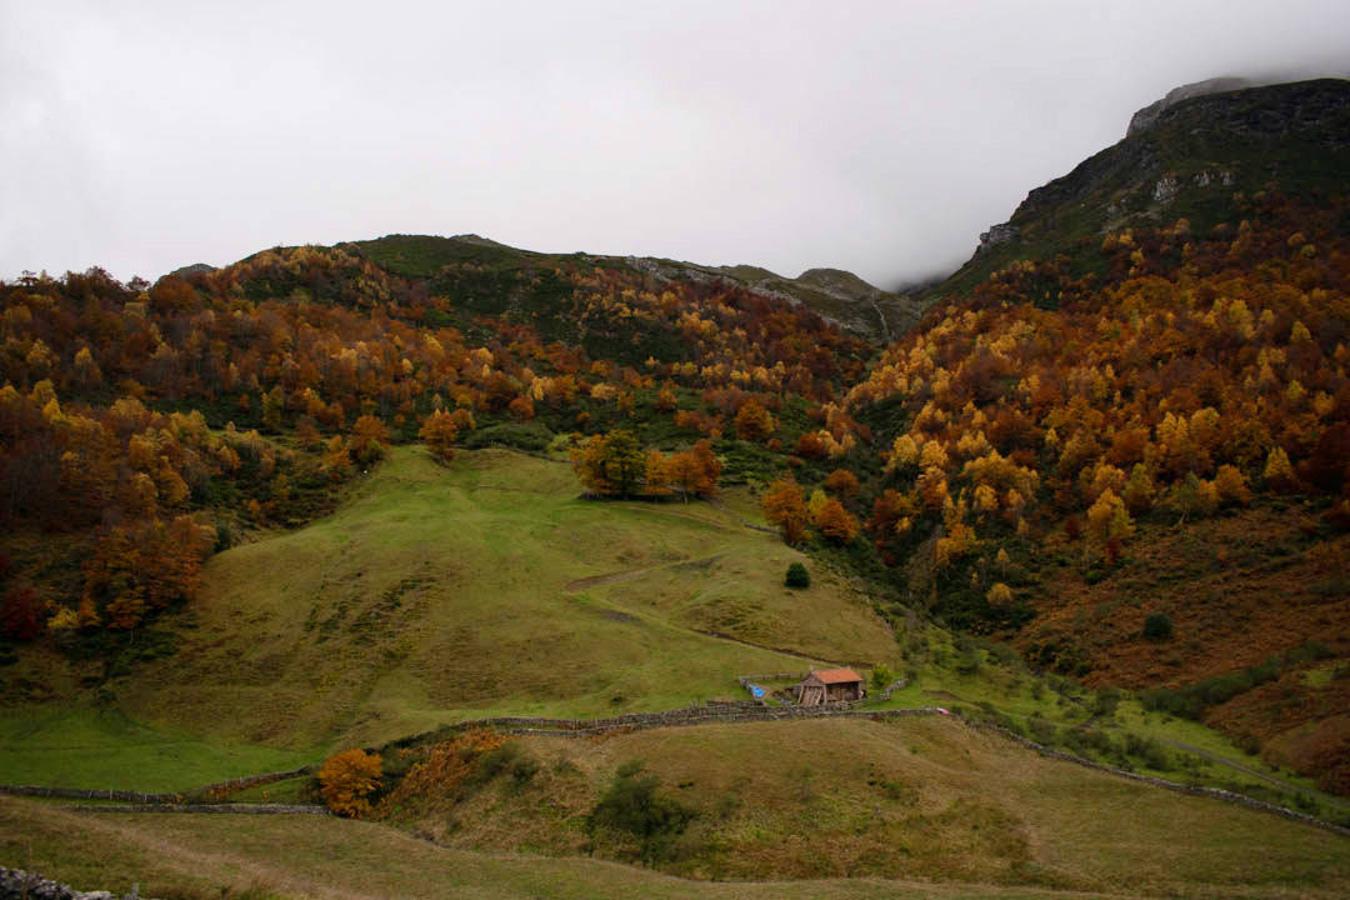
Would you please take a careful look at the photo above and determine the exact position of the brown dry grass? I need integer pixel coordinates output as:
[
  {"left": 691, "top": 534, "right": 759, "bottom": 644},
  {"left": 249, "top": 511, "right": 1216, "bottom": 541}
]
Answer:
[
  {"left": 1020, "top": 504, "right": 1348, "bottom": 787},
  {"left": 384, "top": 716, "right": 1350, "bottom": 896},
  {"left": 2, "top": 795, "right": 1120, "bottom": 899}
]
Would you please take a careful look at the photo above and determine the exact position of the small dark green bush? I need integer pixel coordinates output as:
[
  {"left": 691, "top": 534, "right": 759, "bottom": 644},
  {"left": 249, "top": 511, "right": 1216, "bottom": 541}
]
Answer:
[
  {"left": 1027, "top": 715, "right": 1057, "bottom": 745},
  {"left": 1091, "top": 687, "right": 1121, "bottom": 719},
  {"left": 588, "top": 760, "right": 694, "bottom": 866},
  {"left": 508, "top": 755, "right": 540, "bottom": 789},
  {"left": 1124, "top": 733, "right": 1172, "bottom": 771},
  {"left": 467, "top": 742, "right": 525, "bottom": 788},
  {"left": 1143, "top": 613, "right": 1173, "bottom": 641},
  {"left": 461, "top": 422, "right": 554, "bottom": 452},
  {"left": 785, "top": 562, "right": 811, "bottom": 589},
  {"left": 870, "top": 664, "right": 895, "bottom": 691}
]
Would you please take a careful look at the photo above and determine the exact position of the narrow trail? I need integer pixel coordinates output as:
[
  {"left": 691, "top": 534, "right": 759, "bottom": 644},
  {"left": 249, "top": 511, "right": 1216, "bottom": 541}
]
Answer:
[
  {"left": 563, "top": 553, "right": 724, "bottom": 592},
  {"left": 563, "top": 556, "right": 861, "bottom": 667},
  {"left": 1157, "top": 737, "right": 1348, "bottom": 808},
  {"left": 691, "top": 627, "right": 864, "bottom": 668}
]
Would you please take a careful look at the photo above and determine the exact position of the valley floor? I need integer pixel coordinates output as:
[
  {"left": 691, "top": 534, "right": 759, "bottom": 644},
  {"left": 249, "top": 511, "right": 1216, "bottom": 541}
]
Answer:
[{"left": 0, "top": 796, "right": 1117, "bottom": 900}]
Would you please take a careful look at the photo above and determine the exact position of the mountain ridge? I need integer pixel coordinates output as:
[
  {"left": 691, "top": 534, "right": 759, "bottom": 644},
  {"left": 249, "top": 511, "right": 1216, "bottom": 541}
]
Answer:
[{"left": 929, "top": 76, "right": 1350, "bottom": 300}]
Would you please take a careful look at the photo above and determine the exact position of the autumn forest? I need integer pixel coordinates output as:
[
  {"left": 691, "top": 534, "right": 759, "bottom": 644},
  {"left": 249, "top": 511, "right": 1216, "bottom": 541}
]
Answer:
[{"left": 1, "top": 71, "right": 1348, "bottom": 898}]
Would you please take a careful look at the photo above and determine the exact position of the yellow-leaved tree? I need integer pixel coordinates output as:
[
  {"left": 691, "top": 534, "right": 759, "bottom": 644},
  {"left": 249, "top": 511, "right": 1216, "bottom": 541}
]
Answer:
[
  {"left": 318, "top": 748, "right": 383, "bottom": 817},
  {"left": 1086, "top": 488, "right": 1133, "bottom": 564},
  {"left": 418, "top": 409, "right": 459, "bottom": 462}
]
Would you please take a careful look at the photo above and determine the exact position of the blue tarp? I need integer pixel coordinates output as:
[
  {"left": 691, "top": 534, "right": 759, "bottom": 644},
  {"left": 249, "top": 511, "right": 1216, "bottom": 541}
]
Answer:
[{"left": 748, "top": 684, "right": 766, "bottom": 699}]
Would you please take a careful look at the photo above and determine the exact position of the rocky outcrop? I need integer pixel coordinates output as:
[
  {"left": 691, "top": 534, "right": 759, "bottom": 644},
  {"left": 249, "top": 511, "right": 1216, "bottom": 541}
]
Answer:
[
  {"left": 1126, "top": 76, "right": 1252, "bottom": 136},
  {"left": 938, "top": 77, "right": 1350, "bottom": 297},
  {"left": 0, "top": 867, "right": 128, "bottom": 899},
  {"left": 976, "top": 222, "right": 1018, "bottom": 254},
  {"left": 165, "top": 262, "right": 215, "bottom": 279}
]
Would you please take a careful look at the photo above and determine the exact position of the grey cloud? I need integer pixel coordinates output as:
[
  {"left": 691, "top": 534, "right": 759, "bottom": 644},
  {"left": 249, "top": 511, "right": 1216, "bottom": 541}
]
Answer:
[{"left": 2, "top": 0, "right": 1348, "bottom": 289}]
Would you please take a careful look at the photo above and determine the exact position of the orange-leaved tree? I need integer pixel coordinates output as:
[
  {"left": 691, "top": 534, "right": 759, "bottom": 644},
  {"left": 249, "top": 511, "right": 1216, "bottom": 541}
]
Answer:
[
  {"left": 349, "top": 415, "right": 390, "bottom": 466},
  {"left": 734, "top": 400, "right": 775, "bottom": 442},
  {"left": 665, "top": 440, "right": 721, "bottom": 502},
  {"left": 570, "top": 430, "right": 647, "bottom": 498},
  {"left": 318, "top": 748, "right": 383, "bottom": 817},
  {"left": 418, "top": 409, "right": 459, "bottom": 462},
  {"left": 814, "top": 497, "right": 860, "bottom": 544},
  {"left": 762, "top": 477, "right": 809, "bottom": 545},
  {"left": 823, "top": 468, "right": 860, "bottom": 498}
]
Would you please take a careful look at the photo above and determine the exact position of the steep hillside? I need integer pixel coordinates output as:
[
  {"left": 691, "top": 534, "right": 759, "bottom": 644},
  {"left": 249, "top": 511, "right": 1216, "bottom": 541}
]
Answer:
[
  {"left": 936, "top": 78, "right": 1350, "bottom": 297},
  {"left": 842, "top": 79, "right": 1350, "bottom": 792}
]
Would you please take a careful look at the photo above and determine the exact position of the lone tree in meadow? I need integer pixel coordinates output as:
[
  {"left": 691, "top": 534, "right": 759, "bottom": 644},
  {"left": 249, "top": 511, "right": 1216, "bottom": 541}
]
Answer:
[
  {"left": 318, "top": 748, "right": 383, "bottom": 817},
  {"left": 418, "top": 409, "right": 459, "bottom": 462},
  {"left": 571, "top": 430, "right": 647, "bottom": 498},
  {"left": 762, "top": 477, "right": 809, "bottom": 545},
  {"left": 349, "top": 415, "right": 390, "bottom": 466}
]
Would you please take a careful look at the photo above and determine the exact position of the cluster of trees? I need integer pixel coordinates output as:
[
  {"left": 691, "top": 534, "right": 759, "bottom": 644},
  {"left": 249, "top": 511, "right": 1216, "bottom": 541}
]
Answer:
[
  {"left": 571, "top": 431, "right": 722, "bottom": 501},
  {"left": 761, "top": 472, "right": 862, "bottom": 546},
  {"left": 0, "top": 252, "right": 863, "bottom": 463},
  {"left": 837, "top": 199, "right": 1348, "bottom": 596},
  {"left": 1, "top": 239, "right": 871, "bottom": 651},
  {"left": 567, "top": 267, "right": 869, "bottom": 403},
  {"left": 0, "top": 379, "right": 338, "bottom": 639}
]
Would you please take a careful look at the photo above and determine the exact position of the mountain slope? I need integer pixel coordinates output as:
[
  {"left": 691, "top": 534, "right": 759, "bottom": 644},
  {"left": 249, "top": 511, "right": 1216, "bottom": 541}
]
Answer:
[
  {"left": 845, "top": 78, "right": 1350, "bottom": 792},
  {"left": 935, "top": 77, "right": 1350, "bottom": 298},
  {"left": 346, "top": 233, "right": 917, "bottom": 342}
]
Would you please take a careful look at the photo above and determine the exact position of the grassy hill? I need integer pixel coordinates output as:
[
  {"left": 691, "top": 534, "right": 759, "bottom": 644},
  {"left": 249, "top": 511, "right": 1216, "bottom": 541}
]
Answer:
[
  {"left": 2, "top": 448, "right": 1346, "bottom": 896},
  {"left": 13, "top": 447, "right": 893, "bottom": 758},
  {"left": 3, "top": 448, "right": 1341, "bottom": 814},
  {"left": 0, "top": 797, "right": 1117, "bottom": 899},
  {"left": 416, "top": 717, "right": 1347, "bottom": 892}
]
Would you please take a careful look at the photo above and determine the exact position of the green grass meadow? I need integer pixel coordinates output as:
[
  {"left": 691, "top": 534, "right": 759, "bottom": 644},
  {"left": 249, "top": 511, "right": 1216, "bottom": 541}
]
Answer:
[{"left": 3, "top": 447, "right": 895, "bottom": 785}]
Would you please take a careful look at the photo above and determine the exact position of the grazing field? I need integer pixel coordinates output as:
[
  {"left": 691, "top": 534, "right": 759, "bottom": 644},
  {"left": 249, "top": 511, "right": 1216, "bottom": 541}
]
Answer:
[
  {"left": 4, "top": 716, "right": 1345, "bottom": 898},
  {"left": 381, "top": 716, "right": 1349, "bottom": 895},
  {"left": 2, "top": 447, "right": 894, "bottom": 780},
  {"left": 0, "top": 797, "right": 1111, "bottom": 900},
  {"left": 0, "top": 706, "right": 308, "bottom": 792}
]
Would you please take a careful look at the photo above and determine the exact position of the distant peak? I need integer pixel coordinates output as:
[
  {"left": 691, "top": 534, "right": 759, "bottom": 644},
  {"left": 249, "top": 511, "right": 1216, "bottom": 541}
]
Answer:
[
  {"left": 1126, "top": 76, "right": 1254, "bottom": 137},
  {"left": 447, "top": 233, "right": 512, "bottom": 248},
  {"left": 167, "top": 262, "right": 216, "bottom": 279}
]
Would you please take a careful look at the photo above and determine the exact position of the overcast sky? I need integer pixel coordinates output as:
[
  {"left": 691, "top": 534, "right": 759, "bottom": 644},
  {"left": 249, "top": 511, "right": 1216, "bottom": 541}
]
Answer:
[{"left": 2, "top": 1, "right": 1348, "bottom": 289}]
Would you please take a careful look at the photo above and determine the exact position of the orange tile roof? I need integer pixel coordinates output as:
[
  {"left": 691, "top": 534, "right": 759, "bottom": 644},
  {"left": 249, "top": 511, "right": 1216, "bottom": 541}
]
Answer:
[{"left": 810, "top": 667, "right": 863, "bottom": 685}]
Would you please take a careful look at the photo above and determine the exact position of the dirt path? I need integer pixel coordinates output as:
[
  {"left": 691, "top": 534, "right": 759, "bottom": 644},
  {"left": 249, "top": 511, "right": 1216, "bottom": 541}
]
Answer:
[
  {"left": 1157, "top": 737, "right": 1348, "bottom": 808},
  {"left": 563, "top": 554, "right": 724, "bottom": 592},
  {"left": 692, "top": 628, "right": 863, "bottom": 668}
]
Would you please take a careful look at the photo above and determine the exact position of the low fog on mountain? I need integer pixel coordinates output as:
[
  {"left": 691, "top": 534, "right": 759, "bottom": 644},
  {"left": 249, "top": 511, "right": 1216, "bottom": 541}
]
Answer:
[{"left": 3, "top": 1, "right": 1348, "bottom": 288}]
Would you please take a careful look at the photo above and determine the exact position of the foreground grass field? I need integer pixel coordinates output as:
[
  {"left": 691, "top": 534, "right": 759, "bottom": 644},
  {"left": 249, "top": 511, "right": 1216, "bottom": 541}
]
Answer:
[
  {"left": 3, "top": 718, "right": 1345, "bottom": 898},
  {"left": 384, "top": 716, "right": 1348, "bottom": 895},
  {"left": 0, "top": 795, "right": 1125, "bottom": 900}
]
